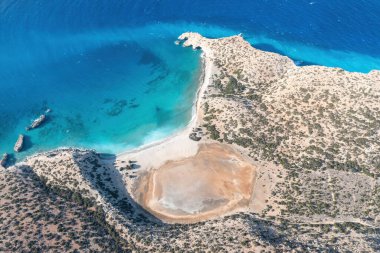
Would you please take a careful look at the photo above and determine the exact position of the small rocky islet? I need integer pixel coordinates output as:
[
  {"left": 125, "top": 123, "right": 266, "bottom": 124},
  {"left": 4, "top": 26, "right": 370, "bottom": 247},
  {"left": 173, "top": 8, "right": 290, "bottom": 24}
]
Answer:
[
  {"left": 13, "top": 134, "right": 24, "bottom": 153},
  {"left": 26, "top": 113, "right": 46, "bottom": 131}
]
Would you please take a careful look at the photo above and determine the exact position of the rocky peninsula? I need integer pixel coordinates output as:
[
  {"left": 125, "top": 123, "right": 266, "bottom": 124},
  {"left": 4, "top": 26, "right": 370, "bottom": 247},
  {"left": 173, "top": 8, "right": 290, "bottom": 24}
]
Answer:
[{"left": 1, "top": 33, "right": 380, "bottom": 252}]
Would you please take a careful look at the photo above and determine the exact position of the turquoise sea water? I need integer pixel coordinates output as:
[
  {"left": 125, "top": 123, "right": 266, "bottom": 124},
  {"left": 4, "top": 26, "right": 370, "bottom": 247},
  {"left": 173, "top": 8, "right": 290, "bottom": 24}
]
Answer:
[
  {"left": 0, "top": 30, "right": 201, "bottom": 159},
  {"left": 1, "top": 0, "right": 379, "bottom": 162}
]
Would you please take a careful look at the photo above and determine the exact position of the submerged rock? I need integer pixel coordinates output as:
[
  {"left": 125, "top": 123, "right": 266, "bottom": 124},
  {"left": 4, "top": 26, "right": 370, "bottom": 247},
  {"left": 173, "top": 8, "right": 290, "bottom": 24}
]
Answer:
[
  {"left": 27, "top": 114, "right": 46, "bottom": 130},
  {"left": 14, "top": 134, "right": 24, "bottom": 152},
  {"left": 0, "top": 153, "right": 8, "bottom": 167},
  {"left": 106, "top": 99, "right": 128, "bottom": 117}
]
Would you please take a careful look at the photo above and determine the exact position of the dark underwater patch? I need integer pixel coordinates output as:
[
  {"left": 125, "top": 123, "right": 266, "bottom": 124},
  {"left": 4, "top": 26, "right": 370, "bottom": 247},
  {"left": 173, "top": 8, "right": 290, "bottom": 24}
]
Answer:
[
  {"left": 139, "top": 50, "right": 162, "bottom": 66},
  {"left": 105, "top": 99, "right": 128, "bottom": 117}
]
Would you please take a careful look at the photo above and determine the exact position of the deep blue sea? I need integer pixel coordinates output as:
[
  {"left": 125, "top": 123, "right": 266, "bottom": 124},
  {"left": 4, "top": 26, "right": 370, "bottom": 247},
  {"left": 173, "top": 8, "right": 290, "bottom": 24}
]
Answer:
[{"left": 1, "top": 0, "right": 380, "bottom": 161}]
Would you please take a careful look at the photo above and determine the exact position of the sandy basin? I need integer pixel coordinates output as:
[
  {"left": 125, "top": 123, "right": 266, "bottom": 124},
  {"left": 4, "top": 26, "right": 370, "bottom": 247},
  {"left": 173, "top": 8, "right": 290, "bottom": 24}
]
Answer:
[{"left": 133, "top": 143, "right": 256, "bottom": 223}]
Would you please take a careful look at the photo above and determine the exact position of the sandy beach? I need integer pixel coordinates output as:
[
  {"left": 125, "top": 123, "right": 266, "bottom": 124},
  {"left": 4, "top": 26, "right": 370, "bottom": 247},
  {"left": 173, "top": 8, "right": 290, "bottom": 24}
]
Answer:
[{"left": 116, "top": 44, "right": 214, "bottom": 170}]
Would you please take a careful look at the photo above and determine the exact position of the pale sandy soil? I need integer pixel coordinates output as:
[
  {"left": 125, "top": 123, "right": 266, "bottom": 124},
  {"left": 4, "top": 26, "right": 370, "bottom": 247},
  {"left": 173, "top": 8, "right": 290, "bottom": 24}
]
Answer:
[
  {"left": 249, "top": 162, "right": 285, "bottom": 216},
  {"left": 132, "top": 143, "right": 256, "bottom": 223}
]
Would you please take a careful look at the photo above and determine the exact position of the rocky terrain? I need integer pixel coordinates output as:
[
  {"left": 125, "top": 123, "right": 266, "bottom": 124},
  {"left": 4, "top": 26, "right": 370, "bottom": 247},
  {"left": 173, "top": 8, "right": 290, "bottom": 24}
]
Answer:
[
  {"left": 179, "top": 32, "right": 380, "bottom": 223},
  {"left": 1, "top": 32, "right": 380, "bottom": 252},
  {"left": 0, "top": 163, "right": 127, "bottom": 252},
  {"left": 2, "top": 148, "right": 379, "bottom": 252}
]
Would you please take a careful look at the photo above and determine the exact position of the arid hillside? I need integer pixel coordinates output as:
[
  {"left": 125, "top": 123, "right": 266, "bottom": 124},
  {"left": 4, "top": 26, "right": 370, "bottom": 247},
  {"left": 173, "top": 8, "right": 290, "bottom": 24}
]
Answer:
[{"left": 180, "top": 32, "right": 380, "bottom": 226}]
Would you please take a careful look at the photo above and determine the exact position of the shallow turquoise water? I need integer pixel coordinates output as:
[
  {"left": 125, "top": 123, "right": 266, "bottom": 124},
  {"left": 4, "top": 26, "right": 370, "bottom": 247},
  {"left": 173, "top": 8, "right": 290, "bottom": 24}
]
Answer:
[
  {"left": 0, "top": 0, "right": 379, "bottom": 163},
  {"left": 0, "top": 28, "right": 201, "bottom": 160}
]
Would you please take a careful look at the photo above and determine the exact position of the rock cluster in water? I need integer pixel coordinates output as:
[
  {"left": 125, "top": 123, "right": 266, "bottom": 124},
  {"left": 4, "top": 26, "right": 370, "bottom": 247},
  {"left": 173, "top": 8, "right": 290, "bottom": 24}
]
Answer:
[{"left": 7, "top": 109, "right": 52, "bottom": 156}]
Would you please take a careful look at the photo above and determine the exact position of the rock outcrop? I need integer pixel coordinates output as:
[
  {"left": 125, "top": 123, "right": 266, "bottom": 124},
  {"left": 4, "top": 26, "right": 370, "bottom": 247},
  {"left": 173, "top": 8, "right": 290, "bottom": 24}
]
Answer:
[
  {"left": 189, "top": 128, "right": 203, "bottom": 141},
  {"left": 14, "top": 134, "right": 24, "bottom": 152},
  {"left": 26, "top": 114, "right": 46, "bottom": 130},
  {"left": 0, "top": 153, "right": 8, "bottom": 167}
]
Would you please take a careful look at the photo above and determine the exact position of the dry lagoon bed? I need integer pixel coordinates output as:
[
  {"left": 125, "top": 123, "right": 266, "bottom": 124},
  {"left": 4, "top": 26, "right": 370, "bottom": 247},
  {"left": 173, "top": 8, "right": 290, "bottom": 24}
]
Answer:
[{"left": 132, "top": 143, "right": 256, "bottom": 223}]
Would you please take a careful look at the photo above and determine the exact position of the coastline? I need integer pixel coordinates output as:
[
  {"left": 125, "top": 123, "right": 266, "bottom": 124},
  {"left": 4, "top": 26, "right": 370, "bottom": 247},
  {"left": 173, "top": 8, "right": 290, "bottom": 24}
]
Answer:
[
  {"left": 4, "top": 29, "right": 380, "bottom": 252},
  {"left": 10, "top": 41, "right": 208, "bottom": 167},
  {"left": 116, "top": 47, "right": 213, "bottom": 170}
]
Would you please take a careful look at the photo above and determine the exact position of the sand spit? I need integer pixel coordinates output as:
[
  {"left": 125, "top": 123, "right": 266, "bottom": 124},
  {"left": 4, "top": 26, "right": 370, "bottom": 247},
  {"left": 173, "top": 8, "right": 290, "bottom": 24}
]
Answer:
[{"left": 133, "top": 143, "right": 256, "bottom": 223}]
